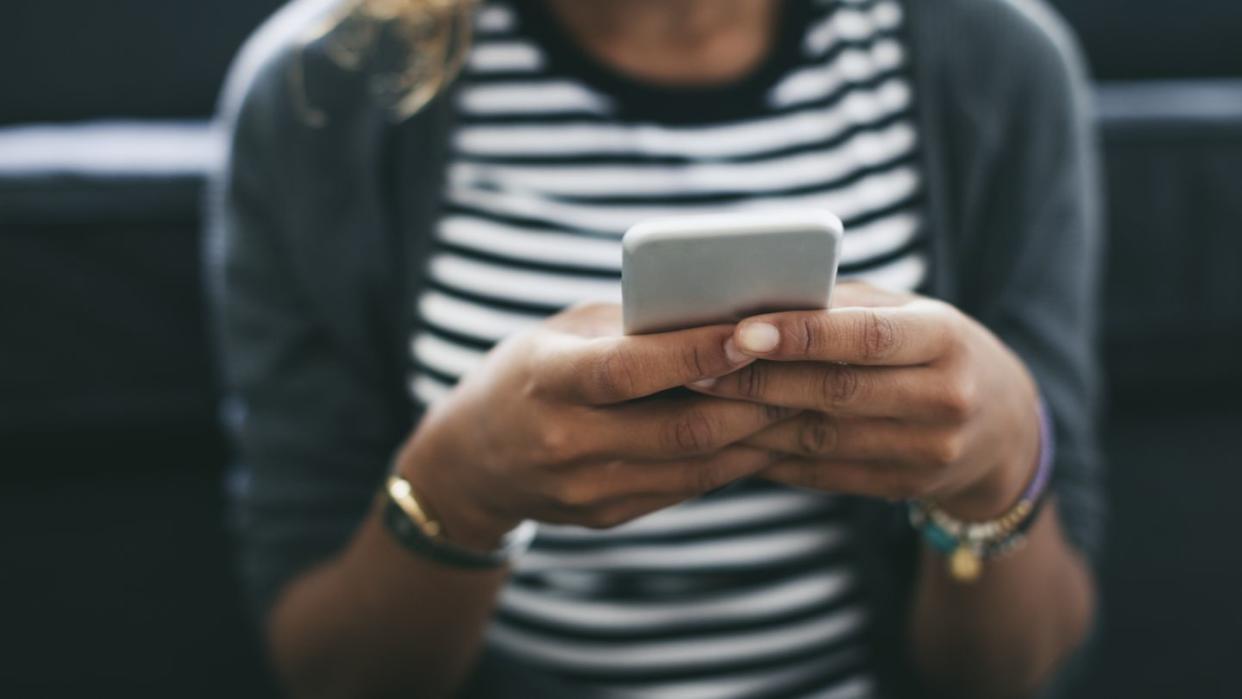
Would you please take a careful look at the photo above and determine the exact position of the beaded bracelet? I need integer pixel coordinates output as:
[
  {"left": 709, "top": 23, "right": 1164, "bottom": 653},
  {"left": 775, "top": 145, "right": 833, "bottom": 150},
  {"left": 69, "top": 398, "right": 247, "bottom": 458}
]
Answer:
[{"left": 908, "top": 401, "right": 1054, "bottom": 582}]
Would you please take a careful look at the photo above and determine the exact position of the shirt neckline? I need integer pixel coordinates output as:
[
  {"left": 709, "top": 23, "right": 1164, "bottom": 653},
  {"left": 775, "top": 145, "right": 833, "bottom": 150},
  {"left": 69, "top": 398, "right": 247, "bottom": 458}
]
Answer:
[{"left": 507, "top": 0, "right": 811, "bottom": 125}]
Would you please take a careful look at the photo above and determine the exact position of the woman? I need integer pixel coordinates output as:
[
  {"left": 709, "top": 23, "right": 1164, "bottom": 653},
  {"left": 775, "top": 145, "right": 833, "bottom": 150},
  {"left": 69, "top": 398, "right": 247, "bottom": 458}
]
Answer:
[{"left": 211, "top": 0, "right": 1103, "bottom": 696}]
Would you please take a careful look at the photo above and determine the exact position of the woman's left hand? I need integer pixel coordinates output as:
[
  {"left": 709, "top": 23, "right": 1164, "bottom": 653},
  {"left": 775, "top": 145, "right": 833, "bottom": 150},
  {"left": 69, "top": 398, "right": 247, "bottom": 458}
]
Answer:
[{"left": 689, "top": 282, "right": 1041, "bottom": 520}]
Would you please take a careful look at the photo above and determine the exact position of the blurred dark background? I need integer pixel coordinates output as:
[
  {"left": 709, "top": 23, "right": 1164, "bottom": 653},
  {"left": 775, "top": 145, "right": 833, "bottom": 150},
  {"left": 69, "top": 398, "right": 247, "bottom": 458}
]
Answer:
[{"left": 2, "top": 1, "right": 1241, "bottom": 697}]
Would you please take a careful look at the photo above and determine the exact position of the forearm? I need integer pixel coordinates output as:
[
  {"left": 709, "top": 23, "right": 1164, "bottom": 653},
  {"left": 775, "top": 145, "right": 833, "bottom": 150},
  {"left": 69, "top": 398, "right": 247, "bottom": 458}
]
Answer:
[
  {"left": 267, "top": 504, "right": 509, "bottom": 699},
  {"left": 910, "top": 503, "right": 1095, "bottom": 699}
]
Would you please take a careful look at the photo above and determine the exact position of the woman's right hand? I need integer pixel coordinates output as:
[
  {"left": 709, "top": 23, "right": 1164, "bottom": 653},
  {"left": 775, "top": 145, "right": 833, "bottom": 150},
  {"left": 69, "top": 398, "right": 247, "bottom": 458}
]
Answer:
[{"left": 396, "top": 302, "right": 796, "bottom": 549}]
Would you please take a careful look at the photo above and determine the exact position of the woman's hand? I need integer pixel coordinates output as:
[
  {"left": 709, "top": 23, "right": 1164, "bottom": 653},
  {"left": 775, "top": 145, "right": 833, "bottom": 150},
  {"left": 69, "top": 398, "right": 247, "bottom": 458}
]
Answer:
[
  {"left": 397, "top": 303, "right": 793, "bottom": 549},
  {"left": 689, "top": 283, "right": 1042, "bottom": 520}
]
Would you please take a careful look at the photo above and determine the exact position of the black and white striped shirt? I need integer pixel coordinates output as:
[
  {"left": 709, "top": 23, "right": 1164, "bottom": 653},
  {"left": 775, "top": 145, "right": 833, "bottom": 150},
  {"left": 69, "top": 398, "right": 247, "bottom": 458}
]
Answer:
[{"left": 409, "top": 1, "right": 926, "bottom": 696}]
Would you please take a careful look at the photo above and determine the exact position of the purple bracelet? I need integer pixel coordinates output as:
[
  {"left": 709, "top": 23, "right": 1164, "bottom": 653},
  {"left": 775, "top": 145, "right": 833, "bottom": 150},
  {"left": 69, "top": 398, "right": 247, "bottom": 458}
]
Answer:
[{"left": 1022, "top": 399, "right": 1055, "bottom": 503}]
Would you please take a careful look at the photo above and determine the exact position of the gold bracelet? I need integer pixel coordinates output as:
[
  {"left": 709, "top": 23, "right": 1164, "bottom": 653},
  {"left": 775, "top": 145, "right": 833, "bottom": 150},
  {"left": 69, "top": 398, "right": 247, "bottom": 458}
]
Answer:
[
  {"left": 385, "top": 474, "right": 443, "bottom": 539},
  {"left": 382, "top": 474, "right": 537, "bottom": 569}
]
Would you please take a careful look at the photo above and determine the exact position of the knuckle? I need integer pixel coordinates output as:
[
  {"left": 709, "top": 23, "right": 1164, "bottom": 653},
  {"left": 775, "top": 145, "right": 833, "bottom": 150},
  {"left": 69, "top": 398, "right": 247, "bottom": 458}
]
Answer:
[
  {"left": 938, "top": 332, "right": 966, "bottom": 364},
  {"left": 938, "top": 377, "right": 977, "bottom": 420},
  {"left": 796, "top": 316, "right": 820, "bottom": 356},
  {"left": 551, "top": 479, "right": 595, "bottom": 508},
  {"left": 522, "top": 344, "right": 556, "bottom": 398},
  {"left": 686, "top": 460, "right": 728, "bottom": 495},
  {"left": 923, "top": 432, "right": 965, "bottom": 468},
  {"left": 939, "top": 307, "right": 969, "bottom": 350},
  {"left": 762, "top": 402, "right": 795, "bottom": 422},
  {"left": 520, "top": 372, "right": 545, "bottom": 401},
  {"left": 820, "top": 364, "right": 863, "bottom": 408},
  {"left": 521, "top": 365, "right": 556, "bottom": 402},
  {"left": 857, "top": 310, "right": 900, "bottom": 362},
  {"left": 798, "top": 413, "right": 838, "bottom": 456},
  {"left": 593, "top": 350, "right": 639, "bottom": 401},
  {"left": 935, "top": 299, "right": 967, "bottom": 327},
  {"left": 957, "top": 375, "right": 980, "bottom": 411},
  {"left": 663, "top": 410, "right": 718, "bottom": 454},
  {"left": 735, "top": 364, "right": 768, "bottom": 400},
  {"left": 538, "top": 423, "right": 577, "bottom": 462},
  {"left": 680, "top": 342, "right": 710, "bottom": 380}
]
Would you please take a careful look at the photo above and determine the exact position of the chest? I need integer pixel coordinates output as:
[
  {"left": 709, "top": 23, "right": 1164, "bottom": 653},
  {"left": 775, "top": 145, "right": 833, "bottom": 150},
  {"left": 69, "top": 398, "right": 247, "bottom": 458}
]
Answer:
[{"left": 407, "top": 0, "right": 930, "bottom": 405}]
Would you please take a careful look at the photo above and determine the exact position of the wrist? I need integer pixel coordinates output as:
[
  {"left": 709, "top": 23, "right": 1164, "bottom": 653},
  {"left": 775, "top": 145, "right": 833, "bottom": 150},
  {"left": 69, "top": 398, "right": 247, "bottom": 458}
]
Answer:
[
  {"left": 939, "top": 453, "right": 1032, "bottom": 522},
  {"left": 396, "top": 430, "right": 521, "bottom": 551},
  {"left": 939, "top": 398, "right": 1044, "bottom": 522}
]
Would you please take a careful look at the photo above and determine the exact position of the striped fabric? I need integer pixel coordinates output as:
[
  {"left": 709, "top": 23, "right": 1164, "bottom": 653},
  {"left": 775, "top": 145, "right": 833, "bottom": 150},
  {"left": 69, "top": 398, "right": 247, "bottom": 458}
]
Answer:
[{"left": 408, "top": 1, "right": 927, "bottom": 695}]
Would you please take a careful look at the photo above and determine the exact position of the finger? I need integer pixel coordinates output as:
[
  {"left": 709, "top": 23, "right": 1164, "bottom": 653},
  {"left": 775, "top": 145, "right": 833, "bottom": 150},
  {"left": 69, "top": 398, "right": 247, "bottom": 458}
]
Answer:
[
  {"left": 691, "top": 362, "right": 947, "bottom": 418},
  {"left": 534, "top": 493, "right": 688, "bottom": 530},
  {"left": 830, "top": 281, "right": 913, "bottom": 308},
  {"left": 553, "top": 446, "right": 775, "bottom": 512},
  {"left": 577, "top": 493, "right": 690, "bottom": 530},
  {"left": 592, "top": 395, "right": 799, "bottom": 459},
  {"left": 731, "top": 300, "right": 957, "bottom": 365},
  {"left": 542, "top": 323, "right": 754, "bottom": 405},
  {"left": 612, "top": 446, "right": 777, "bottom": 499},
  {"left": 742, "top": 413, "right": 953, "bottom": 463},
  {"left": 761, "top": 458, "right": 928, "bottom": 501},
  {"left": 542, "top": 301, "right": 624, "bottom": 338}
]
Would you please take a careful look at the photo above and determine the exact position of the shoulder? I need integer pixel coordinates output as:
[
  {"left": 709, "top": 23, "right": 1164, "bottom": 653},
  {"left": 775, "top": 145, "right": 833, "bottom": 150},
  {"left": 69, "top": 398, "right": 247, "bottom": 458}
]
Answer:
[
  {"left": 216, "top": 0, "right": 391, "bottom": 175},
  {"left": 917, "top": 0, "right": 1085, "bottom": 77},
  {"left": 218, "top": 0, "right": 339, "bottom": 131},
  {"left": 908, "top": 0, "right": 1089, "bottom": 105},
  {"left": 904, "top": 0, "right": 1097, "bottom": 155},
  {"left": 217, "top": 0, "right": 382, "bottom": 131}
]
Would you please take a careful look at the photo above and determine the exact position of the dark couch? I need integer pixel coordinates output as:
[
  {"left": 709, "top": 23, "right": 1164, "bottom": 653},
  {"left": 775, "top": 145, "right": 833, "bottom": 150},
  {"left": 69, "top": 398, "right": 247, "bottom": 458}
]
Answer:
[
  {"left": 3, "top": 1, "right": 1240, "bottom": 696},
  {"left": 2, "top": 2, "right": 282, "bottom": 696}
]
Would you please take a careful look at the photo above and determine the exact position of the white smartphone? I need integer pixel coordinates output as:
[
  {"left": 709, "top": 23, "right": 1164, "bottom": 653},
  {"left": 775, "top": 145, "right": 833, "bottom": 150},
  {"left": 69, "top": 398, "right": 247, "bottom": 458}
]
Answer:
[{"left": 622, "top": 210, "right": 843, "bottom": 335}]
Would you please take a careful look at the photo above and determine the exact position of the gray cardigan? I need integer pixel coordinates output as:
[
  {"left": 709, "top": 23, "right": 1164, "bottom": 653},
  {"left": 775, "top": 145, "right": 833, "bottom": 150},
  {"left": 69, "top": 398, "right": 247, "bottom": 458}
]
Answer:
[{"left": 209, "top": 0, "right": 1104, "bottom": 695}]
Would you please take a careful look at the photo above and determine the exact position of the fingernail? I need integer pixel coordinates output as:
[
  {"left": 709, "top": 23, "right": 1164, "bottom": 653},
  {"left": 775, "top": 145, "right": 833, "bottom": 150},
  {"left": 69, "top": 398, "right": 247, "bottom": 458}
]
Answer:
[
  {"left": 724, "top": 338, "right": 749, "bottom": 365},
  {"left": 737, "top": 322, "right": 780, "bottom": 354},
  {"left": 690, "top": 377, "right": 717, "bottom": 389}
]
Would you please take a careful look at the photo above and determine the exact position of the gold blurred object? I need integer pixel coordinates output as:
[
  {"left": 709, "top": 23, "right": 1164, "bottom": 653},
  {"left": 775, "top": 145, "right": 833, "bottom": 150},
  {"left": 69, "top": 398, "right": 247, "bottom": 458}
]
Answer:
[
  {"left": 949, "top": 545, "right": 982, "bottom": 582},
  {"left": 386, "top": 474, "right": 444, "bottom": 539},
  {"left": 948, "top": 548, "right": 978, "bottom": 583},
  {"left": 297, "top": 0, "right": 477, "bottom": 124}
]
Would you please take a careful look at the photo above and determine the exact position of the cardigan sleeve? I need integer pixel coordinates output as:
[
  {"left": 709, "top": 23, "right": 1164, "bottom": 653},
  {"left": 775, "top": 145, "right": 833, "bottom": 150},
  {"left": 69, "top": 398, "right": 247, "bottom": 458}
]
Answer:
[
  {"left": 206, "top": 43, "right": 404, "bottom": 619},
  {"left": 949, "top": 0, "right": 1107, "bottom": 560}
]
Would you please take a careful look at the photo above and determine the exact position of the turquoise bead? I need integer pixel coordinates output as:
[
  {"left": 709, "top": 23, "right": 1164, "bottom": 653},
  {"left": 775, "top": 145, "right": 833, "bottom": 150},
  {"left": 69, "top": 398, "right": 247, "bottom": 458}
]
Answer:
[{"left": 924, "top": 524, "right": 957, "bottom": 553}]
